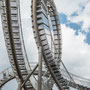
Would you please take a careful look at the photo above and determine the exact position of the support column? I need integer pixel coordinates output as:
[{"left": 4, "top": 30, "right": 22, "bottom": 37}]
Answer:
[
  {"left": 20, "top": 64, "right": 38, "bottom": 89},
  {"left": 38, "top": 46, "right": 42, "bottom": 90},
  {"left": 17, "top": 79, "right": 21, "bottom": 90}
]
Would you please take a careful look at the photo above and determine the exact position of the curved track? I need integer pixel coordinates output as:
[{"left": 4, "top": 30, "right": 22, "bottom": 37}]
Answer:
[
  {"left": 0, "top": 0, "right": 35, "bottom": 90},
  {"left": 0, "top": 67, "right": 15, "bottom": 88},
  {"left": 0, "top": 0, "right": 90, "bottom": 90},
  {"left": 0, "top": 66, "right": 90, "bottom": 90},
  {"left": 0, "top": 75, "right": 15, "bottom": 88},
  {"left": 32, "top": 0, "right": 70, "bottom": 89},
  {"left": 31, "top": 0, "right": 90, "bottom": 90}
]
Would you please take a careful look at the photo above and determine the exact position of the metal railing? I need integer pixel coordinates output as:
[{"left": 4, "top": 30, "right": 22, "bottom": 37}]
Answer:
[
  {"left": 0, "top": 62, "right": 90, "bottom": 88},
  {"left": 0, "top": 67, "right": 14, "bottom": 80}
]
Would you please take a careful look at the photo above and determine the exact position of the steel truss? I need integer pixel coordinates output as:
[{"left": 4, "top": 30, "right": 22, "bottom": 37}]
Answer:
[{"left": 0, "top": 0, "right": 90, "bottom": 90}]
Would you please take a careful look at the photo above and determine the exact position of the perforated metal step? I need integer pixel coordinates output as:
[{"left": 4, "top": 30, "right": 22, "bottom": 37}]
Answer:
[{"left": 0, "top": 0, "right": 35, "bottom": 90}]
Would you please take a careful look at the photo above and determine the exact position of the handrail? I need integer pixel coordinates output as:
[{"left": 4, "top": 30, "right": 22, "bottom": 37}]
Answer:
[{"left": 0, "top": 64, "right": 90, "bottom": 88}]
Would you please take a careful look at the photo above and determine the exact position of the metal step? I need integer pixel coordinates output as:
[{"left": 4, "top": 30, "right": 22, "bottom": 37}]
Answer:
[
  {"left": 1, "top": 0, "right": 35, "bottom": 89},
  {"left": 31, "top": 1, "right": 69, "bottom": 89}
]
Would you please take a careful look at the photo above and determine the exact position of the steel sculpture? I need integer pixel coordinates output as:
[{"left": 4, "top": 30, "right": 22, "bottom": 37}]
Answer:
[
  {"left": 0, "top": 66, "right": 90, "bottom": 89},
  {"left": 0, "top": 0, "right": 90, "bottom": 90}
]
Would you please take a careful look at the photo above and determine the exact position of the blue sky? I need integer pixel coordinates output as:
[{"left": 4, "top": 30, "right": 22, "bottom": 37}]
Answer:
[
  {"left": 59, "top": 13, "right": 82, "bottom": 35},
  {"left": 0, "top": 0, "right": 90, "bottom": 90},
  {"left": 85, "top": 30, "right": 90, "bottom": 44},
  {"left": 59, "top": 12, "right": 90, "bottom": 44},
  {"left": 57, "top": 0, "right": 90, "bottom": 77}
]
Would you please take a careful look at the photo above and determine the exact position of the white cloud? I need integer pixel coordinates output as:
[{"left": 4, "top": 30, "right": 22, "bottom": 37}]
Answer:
[
  {"left": 54, "top": 0, "right": 88, "bottom": 15},
  {"left": 21, "top": 19, "right": 38, "bottom": 63},
  {"left": 68, "top": 1, "right": 90, "bottom": 32},
  {"left": 20, "top": 0, "right": 31, "bottom": 19},
  {"left": 61, "top": 24, "right": 90, "bottom": 78}
]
